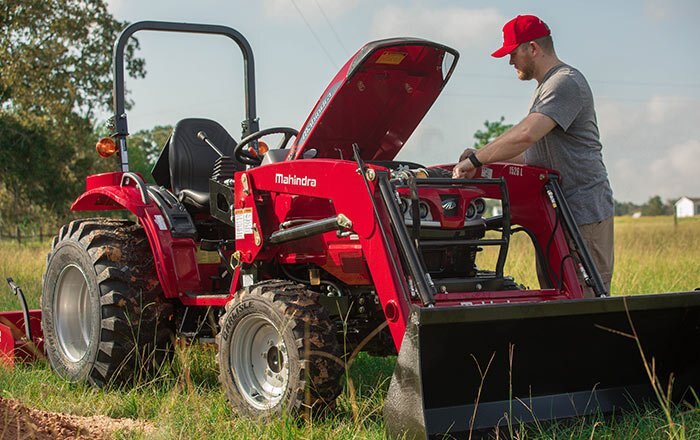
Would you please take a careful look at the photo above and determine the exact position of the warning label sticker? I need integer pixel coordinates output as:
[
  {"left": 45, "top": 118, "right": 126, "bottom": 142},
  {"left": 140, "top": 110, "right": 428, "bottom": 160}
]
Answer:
[
  {"left": 480, "top": 167, "right": 493, "bottom": 179},
  {"left": 235, "top": 208, "right": 253, "bottom": 239},
  {"left": 153, "top": 214, "right": 168, "bottom": 231},
  {"left": 376, "top": 52, "right": 406, "bottom": 65}
]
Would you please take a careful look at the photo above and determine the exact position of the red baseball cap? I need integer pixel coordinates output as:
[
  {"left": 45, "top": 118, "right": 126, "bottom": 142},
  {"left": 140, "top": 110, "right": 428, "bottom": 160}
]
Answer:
[{"left": 491, "top": 15, "right": 551, "bottom": 58}]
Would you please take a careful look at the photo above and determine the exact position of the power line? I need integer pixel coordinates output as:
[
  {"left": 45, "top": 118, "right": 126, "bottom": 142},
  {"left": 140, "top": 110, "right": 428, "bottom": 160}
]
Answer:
[
  {"left": 443, "top": 91, "right": 700, "bottom": 104},
  {"left": 313, "top": 0, "right": 349, "bottom": 55},
  {"left": 591, "top": 79, "right": 700, "bottom": 88},
  {"left": 452, "top": 72, "right": 700, "bottom": 88},
  {"left": 442, "top": 92, "right": 527, "bottom": 100},
  {"left": 290, "top": 0, "right": 338, "bottom": 70}
]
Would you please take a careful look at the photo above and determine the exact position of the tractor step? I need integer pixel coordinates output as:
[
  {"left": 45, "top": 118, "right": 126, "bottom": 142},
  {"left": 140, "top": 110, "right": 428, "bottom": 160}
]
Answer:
[{"left": 384, "top": 291, "right": 700, "bottom": 439}]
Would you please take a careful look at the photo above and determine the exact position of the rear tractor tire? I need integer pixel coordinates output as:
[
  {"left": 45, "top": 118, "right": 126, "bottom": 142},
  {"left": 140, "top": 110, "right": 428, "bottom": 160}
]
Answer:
[
  {"left": 41, "top": 218, "right": 174, "bottom": 387},
  {"left": 217, "top": 280, "right": 343, "bottom": 417}
]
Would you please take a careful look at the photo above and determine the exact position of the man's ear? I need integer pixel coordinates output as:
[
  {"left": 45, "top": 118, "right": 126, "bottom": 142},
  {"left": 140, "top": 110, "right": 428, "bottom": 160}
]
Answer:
[{"left": 529, "top": 41, "right": 541, "bottom": 55}]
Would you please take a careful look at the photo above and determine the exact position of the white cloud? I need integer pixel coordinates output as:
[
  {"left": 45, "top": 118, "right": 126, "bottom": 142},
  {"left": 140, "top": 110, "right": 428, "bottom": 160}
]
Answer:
[
  {"left": 597, "top": 100, "right": 636, "bottom": 138},
  {"left": 649, "top": 139, "right": 700, "bottom": 198},
  {"left": 263, "top": 0, "right": 360, "bottom": 21},
  {"left": 398, "top": 124, "right": 451, "bottom": 166},
  {"left": 612, "top": 138, "right": 699, "bottom": 203},
  {"left": 645, "top": 96, "right": 695, "bottom": 125},
  {"left": 643, "top": 0, "right": 699, "bottom": 21},
  {"left": 599, "top": 95, "right": 700, "bottom": 202},
  {"left": 371, "top": 6, "right": 505, "bottom": 50},
  {"left": 644, "top": 0, "right": 672, "bottom": 20},
  {"left": 106, "top": 0, "right": 127, "bottom": 15}
]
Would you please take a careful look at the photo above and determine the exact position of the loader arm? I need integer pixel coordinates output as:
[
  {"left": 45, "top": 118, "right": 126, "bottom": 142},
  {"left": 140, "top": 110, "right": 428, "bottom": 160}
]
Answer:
[{"left": 233, "top": 159, "right": 416, "bottom": 348}]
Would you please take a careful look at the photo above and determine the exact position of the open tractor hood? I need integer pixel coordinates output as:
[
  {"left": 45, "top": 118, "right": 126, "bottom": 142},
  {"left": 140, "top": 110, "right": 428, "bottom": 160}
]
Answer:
[{"left": 287, "top": 38, "right": 458, "bottom": 162}]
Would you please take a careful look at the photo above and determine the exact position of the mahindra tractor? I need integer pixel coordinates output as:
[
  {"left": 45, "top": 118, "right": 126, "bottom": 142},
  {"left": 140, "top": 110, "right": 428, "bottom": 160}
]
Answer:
[{"left": 3, "top": 21, "right": 700, "bottom": 439}]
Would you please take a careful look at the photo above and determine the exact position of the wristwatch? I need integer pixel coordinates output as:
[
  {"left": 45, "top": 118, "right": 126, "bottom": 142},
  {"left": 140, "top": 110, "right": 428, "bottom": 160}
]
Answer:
[{"left": 467, "top": 152, "right": 483, "bottom": 168}]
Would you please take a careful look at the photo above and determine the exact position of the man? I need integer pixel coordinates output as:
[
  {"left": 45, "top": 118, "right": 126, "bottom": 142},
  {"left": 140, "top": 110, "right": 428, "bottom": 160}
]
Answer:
[{"left": 452, "top": 15, "right": 614, "bottom": 297}]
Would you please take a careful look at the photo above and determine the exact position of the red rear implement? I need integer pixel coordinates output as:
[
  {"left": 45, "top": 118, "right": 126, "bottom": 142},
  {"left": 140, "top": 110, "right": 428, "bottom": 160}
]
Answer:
[{"left": 1, "top": 279, "right": 43, "bottom": 366}]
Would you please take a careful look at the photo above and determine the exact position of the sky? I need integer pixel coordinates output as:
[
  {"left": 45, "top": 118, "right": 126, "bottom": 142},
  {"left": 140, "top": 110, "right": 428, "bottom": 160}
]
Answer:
[{"left": 106, "top": 0, "right": 700, "bottom": 204}]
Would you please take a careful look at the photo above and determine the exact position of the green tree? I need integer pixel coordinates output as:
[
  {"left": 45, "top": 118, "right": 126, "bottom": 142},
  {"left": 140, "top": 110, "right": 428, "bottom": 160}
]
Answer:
[
  {"left": 473, "top": 116, "right": 513, "bottom": 148},
  {"left": 127, "top": 125, "right": 173, "bottom": 183},
  {"left": 614, "top": 199, "right": 641, "bottom": 216},
  {"left": 1, "top": 0, "right": 144, "bottom": 119},
  {"left": 642, "top": 195, "right": 669, "bottom": 216},
  {"left": 0, "top": 0, "right": 144, "bottom": 228}
]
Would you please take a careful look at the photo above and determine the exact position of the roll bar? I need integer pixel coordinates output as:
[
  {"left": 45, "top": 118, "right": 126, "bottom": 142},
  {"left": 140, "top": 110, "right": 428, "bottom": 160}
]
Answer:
[{"left": 112, "top": 21, "right": 259, "bottom": 172}]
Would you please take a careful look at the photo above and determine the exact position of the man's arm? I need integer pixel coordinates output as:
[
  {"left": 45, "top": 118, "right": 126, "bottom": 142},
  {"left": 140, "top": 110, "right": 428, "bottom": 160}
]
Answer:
[
  {"left": 459, "top": 149, "right": 526, "bottom": 163},
  {"left": 453, "top": 112, "right": 556, "bottom": 177}
]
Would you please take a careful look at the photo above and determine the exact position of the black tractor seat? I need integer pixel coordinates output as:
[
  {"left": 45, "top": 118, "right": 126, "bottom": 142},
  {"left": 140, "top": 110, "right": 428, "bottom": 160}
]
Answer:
[{"left": 152, "top": 118, "right": 244, "bottom": 213}]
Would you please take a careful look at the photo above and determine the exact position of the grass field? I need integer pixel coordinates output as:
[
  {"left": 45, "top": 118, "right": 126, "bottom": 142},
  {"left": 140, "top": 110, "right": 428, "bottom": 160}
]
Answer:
[{"left": 1, "top": 216, "right": 699, "bottom": 439}]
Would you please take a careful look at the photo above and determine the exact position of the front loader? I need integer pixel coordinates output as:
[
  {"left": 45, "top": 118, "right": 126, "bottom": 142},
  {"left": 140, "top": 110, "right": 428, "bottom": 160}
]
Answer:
[{"left": 12, "top": 21, "right": 700, "bottom": 439}]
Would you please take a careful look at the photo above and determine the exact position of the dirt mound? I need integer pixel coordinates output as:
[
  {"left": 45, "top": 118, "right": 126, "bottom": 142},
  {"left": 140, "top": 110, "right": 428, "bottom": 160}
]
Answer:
[{"left": 0, "top": 397, "right": 151, "bottom": 439}]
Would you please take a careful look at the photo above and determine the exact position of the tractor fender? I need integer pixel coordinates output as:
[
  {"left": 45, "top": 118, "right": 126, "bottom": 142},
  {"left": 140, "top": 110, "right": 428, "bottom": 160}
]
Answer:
[{"left": 71, "top": 172, "right": 202, "bottom": 299}]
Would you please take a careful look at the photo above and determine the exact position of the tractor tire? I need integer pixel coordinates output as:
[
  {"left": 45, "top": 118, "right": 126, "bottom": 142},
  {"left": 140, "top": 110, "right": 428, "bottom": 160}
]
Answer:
[
  {"left": 41, "top": 218, "right": 174, "bottom": 387},
  {"left": 217, "top": 280, "right": 343, "bottom": 417}
]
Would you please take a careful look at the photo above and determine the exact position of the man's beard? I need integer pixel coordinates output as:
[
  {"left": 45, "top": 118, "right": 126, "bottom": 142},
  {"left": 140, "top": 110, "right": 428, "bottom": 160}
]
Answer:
[{"left": 516, "top": 58, "right": 535, "bottom": 80}]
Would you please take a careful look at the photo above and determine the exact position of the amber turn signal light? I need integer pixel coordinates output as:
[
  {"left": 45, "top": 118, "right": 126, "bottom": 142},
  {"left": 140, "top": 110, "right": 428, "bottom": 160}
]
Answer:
[
  {"left": 96, "top": 137, "right": 117, "bottom": 158},
  {"left": 246, "top": 141, "right": 269, "bottom": 158}
]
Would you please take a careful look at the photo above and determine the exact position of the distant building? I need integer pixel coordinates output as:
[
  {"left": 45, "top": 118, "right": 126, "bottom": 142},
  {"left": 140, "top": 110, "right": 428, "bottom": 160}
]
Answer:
[{"left": 674, "top": 197, "right": 700, "bottom": 217}]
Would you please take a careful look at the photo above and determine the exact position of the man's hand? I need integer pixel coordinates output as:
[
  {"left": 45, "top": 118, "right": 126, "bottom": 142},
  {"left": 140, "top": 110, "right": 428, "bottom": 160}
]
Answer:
[
  {"left": 452, "top": 159, "right": 477, "bottom": 179},
  {"left": 459, "top": 148, "right": 479, "bottom": 162}
]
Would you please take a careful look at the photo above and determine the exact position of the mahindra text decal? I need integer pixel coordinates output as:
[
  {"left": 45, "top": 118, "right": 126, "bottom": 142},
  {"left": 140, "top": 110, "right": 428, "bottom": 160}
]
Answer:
[{"left": 275, "top": 173, "right": 317, "bottom": 187}]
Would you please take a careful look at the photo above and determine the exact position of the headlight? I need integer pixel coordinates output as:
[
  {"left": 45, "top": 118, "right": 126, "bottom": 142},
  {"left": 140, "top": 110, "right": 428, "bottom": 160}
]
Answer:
[
  {"left": 399, "top": 198, "right": 409, "bottom": 214},
  {"left": 466, "top": 203, "right": 476, "bottom": 220},
  {"left": 473, "top": 198, "right": 485, "bottom": 215},
  {"left": 419, "top": 202, "right": 430, "bottom": 219}
]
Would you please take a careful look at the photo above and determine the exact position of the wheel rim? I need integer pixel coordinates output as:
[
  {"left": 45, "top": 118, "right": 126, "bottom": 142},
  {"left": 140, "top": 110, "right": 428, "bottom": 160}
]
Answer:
[
  {"left": 54, "top": 264, "right": 94, "bottom": 362},
  {"left": 230, "top": 313, "right": 290, "bottom": 410}
]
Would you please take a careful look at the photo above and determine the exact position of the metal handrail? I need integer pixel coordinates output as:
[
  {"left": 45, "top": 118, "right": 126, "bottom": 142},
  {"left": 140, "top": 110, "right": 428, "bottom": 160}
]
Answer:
[{"left": 120, "top": 172, "right": 150, "bottom": 204}]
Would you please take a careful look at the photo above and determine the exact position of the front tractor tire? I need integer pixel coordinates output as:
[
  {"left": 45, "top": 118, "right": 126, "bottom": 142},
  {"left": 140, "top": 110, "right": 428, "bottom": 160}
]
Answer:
[
  {"left": 217, "top": 281, "right": 343, "bottom": 417},
  {"left": 42, "top": 219, "right": 173, "bottom": 387}
]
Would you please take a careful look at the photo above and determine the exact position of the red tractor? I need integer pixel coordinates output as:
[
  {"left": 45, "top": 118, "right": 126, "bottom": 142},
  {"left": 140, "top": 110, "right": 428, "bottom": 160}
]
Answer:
[{"left": 17, "top": 21, "right": 700, "bottom": 438}]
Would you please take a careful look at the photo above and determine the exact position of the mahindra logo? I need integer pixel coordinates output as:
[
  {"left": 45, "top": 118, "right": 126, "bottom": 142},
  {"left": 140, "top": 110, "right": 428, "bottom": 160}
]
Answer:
[
  {"left": 275, "top": 173, "right": 317, "bottom": 187},
  {"left": 442, "top": 200, "right": 457, "bottom": 210}
]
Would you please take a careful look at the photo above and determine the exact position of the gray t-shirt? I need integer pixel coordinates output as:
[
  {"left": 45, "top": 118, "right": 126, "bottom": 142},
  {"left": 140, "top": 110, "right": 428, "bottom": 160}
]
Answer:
[{"left": 525, "top": 64, "right": 613, "bottom": 225}]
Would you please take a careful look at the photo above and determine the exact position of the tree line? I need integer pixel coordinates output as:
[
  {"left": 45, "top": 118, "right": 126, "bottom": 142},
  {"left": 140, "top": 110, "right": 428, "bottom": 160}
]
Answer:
[{"left": 614, "top": 196, "right": 678, "bottom": 217}]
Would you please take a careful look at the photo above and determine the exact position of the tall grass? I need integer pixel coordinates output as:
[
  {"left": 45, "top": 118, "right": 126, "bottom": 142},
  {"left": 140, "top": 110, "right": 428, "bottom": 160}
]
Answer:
[
  {"left": 0, "top": 216, "right": 699, "bottom": 438},
  {"left": 477, "top": 216, "right": 700, "bottom": 295},
  {"left": 0, "top": 240, "right": 47, "bottom": 310}
]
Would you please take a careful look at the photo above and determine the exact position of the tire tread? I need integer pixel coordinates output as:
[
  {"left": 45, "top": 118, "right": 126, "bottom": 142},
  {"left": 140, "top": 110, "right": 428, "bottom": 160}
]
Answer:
[
  {"left": 42, "top": 218, "right": 174, "bottom": 387},
  {"left": 217, "top": 280, "right": 343, "bottom": 416}
]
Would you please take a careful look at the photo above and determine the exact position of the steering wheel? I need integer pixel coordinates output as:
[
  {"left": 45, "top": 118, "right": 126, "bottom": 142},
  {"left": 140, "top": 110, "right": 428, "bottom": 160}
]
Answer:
[{"left": 234, "top": 127, "right": 299, "bottom": 165}]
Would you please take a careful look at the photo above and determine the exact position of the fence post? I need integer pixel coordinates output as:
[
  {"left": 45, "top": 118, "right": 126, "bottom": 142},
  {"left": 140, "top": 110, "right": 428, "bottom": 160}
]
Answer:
[
  {"left": 39, "top": 226, "right": 43, "bottom": 242},
  {"left": 16, "top": 225, "right": 21, "bottom": 244}
]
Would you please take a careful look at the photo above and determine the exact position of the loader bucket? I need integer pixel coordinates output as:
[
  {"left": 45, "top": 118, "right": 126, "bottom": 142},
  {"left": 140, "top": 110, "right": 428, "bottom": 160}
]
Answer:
[{"left": 384, "top": 291, "right": 700, "bottom": 439}]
